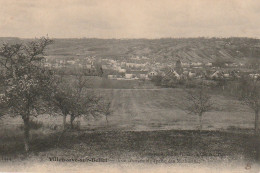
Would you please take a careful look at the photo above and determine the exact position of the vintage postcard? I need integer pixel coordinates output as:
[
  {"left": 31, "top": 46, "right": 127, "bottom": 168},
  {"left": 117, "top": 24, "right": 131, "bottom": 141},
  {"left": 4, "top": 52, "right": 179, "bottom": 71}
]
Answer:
[{"left": 0, "top": 0, "right": 260, "bottom": 172}]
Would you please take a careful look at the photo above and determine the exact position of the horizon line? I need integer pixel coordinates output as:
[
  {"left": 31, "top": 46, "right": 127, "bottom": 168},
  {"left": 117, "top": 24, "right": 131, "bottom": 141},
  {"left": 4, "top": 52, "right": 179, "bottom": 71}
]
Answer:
[{"left": 0, "top": 36, "right": 259, "bottom": 40}]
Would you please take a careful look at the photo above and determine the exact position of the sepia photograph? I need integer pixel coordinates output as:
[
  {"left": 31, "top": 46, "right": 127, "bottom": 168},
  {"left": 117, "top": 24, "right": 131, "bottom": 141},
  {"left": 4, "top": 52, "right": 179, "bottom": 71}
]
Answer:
[{"left": 0, "top": 0, "right": 260, "bottom": 172}]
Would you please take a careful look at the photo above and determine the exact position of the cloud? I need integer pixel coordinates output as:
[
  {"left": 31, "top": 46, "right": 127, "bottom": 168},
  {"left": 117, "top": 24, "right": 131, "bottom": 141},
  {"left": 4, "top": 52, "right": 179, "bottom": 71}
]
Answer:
[{"left": 0, "top": 0, "right": 259, "bottom": 38}]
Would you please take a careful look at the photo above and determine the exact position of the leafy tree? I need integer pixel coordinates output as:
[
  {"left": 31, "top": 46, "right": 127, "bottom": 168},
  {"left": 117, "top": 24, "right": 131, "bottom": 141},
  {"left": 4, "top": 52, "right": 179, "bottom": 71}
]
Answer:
[
  {"left": 212, "top": 58, "right": 233, "bottom": 68},
  {"left": 184, "top": 84, "right": 213, "bottom": 130},
  {"left": 175, "top": 59, "right": 183, "bottom": 74},
  {"left": 246, "top": 58, "right": 260, "bottom": 71},
  {"left": 151, "top": 75, "right": 163, "bottom": 86},
  {"left": 217, "top": 76, "right": 227, "bottom": 91},
  {"left": 0, "top": 37, "right": 53, "bottom": 152}
]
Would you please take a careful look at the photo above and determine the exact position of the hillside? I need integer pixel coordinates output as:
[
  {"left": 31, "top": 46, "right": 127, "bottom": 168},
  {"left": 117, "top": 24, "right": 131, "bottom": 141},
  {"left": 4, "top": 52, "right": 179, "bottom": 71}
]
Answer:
[{"left": 1, "top": 37, "right": 260, "bottom": 63}]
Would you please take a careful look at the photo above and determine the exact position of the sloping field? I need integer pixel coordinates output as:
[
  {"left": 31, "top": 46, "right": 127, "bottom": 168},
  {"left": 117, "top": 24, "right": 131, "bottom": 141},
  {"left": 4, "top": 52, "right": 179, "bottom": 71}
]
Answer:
[
  {"left": 0, "top": 88, "right": 258, "bottom": 165},
  {"left": 0, "top": 88, "right": 254, "bottom": 132},
  {"left": 90, "top": 88, "right": 254, "bottom": 131},
  {"left": 1, "top": 37, "right": 260, "bottom": 63},
  {"left": 42, "top": 38, "right": 260, "bottom": 63}
]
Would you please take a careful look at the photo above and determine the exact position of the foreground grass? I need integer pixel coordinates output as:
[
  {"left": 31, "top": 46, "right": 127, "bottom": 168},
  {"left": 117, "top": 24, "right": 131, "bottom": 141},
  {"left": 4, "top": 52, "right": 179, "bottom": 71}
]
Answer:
[{"left": 0, "top": 129, "right": 258, "bottom": 164}]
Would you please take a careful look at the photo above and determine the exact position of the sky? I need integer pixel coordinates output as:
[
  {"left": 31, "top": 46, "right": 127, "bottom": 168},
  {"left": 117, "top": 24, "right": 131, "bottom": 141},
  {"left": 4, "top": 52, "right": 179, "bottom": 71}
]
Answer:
[{"left": 0, "top": 0, "right": 260, "bottom": 38}]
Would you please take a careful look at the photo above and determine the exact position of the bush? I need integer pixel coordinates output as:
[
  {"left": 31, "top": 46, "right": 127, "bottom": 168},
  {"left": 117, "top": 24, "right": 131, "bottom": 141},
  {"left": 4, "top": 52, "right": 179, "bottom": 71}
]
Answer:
[
  {"left": 184, "top": 79, "right": 198, "bottom": 88},
  {"left": 151, "top": 75, "right": 163, "bottom": 86},
  {"left": 19, "top": 120, "right": 43, "bottom": 130},
  {"left": 45, "top": 124, "right": 59, "bottom": 130}
]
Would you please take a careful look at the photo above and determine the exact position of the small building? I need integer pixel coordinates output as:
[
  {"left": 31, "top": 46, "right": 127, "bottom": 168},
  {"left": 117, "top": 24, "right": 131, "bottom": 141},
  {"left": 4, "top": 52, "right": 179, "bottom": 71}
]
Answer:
[
  {"left": 210, "top": 71, "right": 223, "bottom": 79},
  {"left": 67, "top": 60, "right": 76, "bottom": 65},
  {"left": 188, "top": 71, "right": 196, "bottom": 78},
  {"left": 108, "top": 75, "right": 117, "bottom": 79},
  {"left": 86, "top": 64, "right": 92, "bottom": 69},
  {"left": 118, "top": 68, "right": 126, "bottom": 73},
  {"left": 125, "top": 73, "right": 133, "bottom": 79},
  {"left": 163, "top": 69, "right": 181, "bottom": 80},
  {"left": 249, "top": 73, "right": 260, "bottom": 80},
  {"left": 149, "top": 71, "right": 158, "bottom": 77},
  {"left": 206, "top": 62, "right": 213, "bottom": 67}
]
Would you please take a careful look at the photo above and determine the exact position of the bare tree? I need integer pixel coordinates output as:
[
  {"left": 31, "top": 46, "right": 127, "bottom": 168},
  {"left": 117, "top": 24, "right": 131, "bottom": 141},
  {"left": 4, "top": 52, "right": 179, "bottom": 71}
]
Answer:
[
  {"left": 52, "top": 76, "right": 74, "bottom": 130},
  {"left": 69, "top": 70, "right": 89, "bottom": 129},
  {"left": 51, "top": 67, "right": 104, "bottom": 130},
  {"left": 238, "top": 77, "right": 260, "bottom": 133},
  {"left": 0, "top": 37, "right": 53, "bottom": 152},
  {"left": 99, "top": 100, "right": 113, "bottom": 126},
  {"left": 68, "top": 69, "right": 103, "bottom": 129},
  {"left": 184, "top": 84, "right": 213, "bottom": 130}
]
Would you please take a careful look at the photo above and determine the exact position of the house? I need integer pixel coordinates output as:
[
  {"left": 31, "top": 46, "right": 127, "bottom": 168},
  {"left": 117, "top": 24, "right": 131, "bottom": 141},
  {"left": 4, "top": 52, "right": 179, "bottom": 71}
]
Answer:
[
  {"left": 125, "top": 70, "right": 148, "bottom": 79},
  {"left": 108, "top": 75, "right": 117, "bottom": 79},
  {"left": 148, "top": 71, "right": 158, "bottom": 77},
  {"left": 139, "top": 73, "right": 148, "bottom": 79},
  {"left": 211, "top": 71, "right": 219, "bottom": 79},
  {"left": 206, "top": 62, "right": 213, "bottom": 67},
  {"left": 188, "top": 71, "right": 196, "bottom": 78},
  {"left": 191, "top": 62, "right": 203, "bottom": 67},
  {"left": 51, "top": 63, "right": 64, "bottom": 68},
  {"left": 118, "top": 68, "right": 126, "bottom": 73},
  {"left": 126, "top": 63, "right": 146, "bottom": 68},
  {"left": 230, "top": 70, "right": 240, "bottom": 79},
  {"left": 125, "top": 73, "right": 133, "bottom": 79},
  {"left": 126, "top": 63, "right": 135, "bottom": 68},
  {"left": 210, "top": 71, "right": 223, "bottom": 79},
  {"left": 223, "top": 73, "right": 230, "bottom": 78},
  {"left": 136, "top": 71, "right": 148, "bottom": 79},
  {"left": 249, "top": 73, "right": 260, "bottom": 80},
  {"left": 101, "top": 65, "right": 109, "bottom": 70},
  {"left": 183, "top": 71, "right": 189, "bottom": 75},
  {"left": 67, "top": 60, "right": 76, "bottom": 65},
  {"left": 182, "top": 63, "right": 190, "bottom": 67},
  {"left": 163, "top": 69, "right": 181, "bottom": 80},
  {"left": 172, "top": 71, "right": 181, "bottom": 80},
  {"left": 44, "top": 63, "right": 52, "bottom": 67},
  {"left": 86, "top": 64, "right": 92, "bottom": 69}
]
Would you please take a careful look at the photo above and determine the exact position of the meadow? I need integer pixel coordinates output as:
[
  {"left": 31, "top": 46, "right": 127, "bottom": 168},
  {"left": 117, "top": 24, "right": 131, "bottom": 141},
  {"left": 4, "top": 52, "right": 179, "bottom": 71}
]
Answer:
[
  {"left": 1, "top": 88, "right": 255, "bottom": 132},
  {"left": 0, "top": 88, "right": 258, "bottom": 165}
]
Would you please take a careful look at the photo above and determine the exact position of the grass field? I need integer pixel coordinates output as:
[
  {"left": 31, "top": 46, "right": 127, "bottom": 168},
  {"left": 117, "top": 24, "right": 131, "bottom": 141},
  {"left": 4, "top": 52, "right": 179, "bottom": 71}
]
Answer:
[
  {"left": 1, "top": 88, "right": 255, "bottom": 132},
  {"left": 97, "top": 88, "right": 254, "bottom": 131},
  {"left": 0, "top": 128, "right": 259, "bottom": 166},
  {"left": 0, "top": 88, "right": 258, "bottom": 165}
]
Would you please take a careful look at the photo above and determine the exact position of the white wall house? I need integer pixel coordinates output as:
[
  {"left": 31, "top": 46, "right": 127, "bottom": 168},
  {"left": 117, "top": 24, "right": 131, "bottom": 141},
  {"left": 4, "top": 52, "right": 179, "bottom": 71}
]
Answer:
[
  {"left": 125, "top": 74, "right": 133, "bottom": 79},
  {"left": 149, "top": 71, "right": 158, "bottom": 76},
  {"left": 118, "top": 68, "right": 126, "bottom": 73}
]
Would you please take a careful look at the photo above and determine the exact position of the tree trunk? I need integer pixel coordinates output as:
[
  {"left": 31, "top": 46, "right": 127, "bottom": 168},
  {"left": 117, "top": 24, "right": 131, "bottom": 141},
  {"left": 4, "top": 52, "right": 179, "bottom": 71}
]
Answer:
[
  {"left": 70, "top": 114, "right": 75, "bottom": 129},
  {"left": 63, "top": 114, "right": 67, "bottom": 130},
  {"left": 198, "top": 113, "right": 202, "bottom": 131},
  {"left": 254, "top": 109, "right": 260, "bottom": 162},
  {"left": 255, "top": 110, "right": 259, "bottom": 134},
  {"left": 255, "top": 133, "right": 260, "bottom": 162},
  {"left": 22, "top": 116, "right": 30, "bottom": 152},
  {"left": 105, "top": 115, "right": 109, "bottom": 126}
]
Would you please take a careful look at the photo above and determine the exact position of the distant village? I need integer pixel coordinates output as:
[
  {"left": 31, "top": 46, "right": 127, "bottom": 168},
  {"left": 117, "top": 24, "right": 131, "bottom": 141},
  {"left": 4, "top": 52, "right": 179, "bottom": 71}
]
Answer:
[{"left": 43, "top": 55, "right": 260, "bottom": 82}]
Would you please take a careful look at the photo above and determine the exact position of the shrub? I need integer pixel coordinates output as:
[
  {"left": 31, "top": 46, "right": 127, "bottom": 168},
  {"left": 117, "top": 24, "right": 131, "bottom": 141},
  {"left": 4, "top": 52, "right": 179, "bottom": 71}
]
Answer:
[
  {"left": 19, "top": 120, "right": 43, "bottom": 130},
  {"left": 151, "top": 75, "right": 163, "bottom": 86}
]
